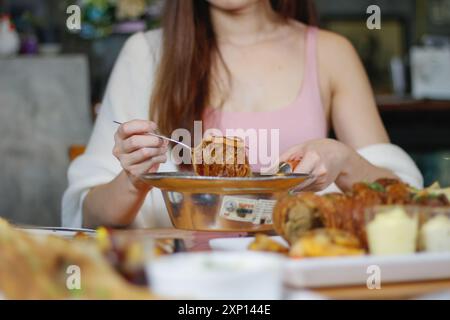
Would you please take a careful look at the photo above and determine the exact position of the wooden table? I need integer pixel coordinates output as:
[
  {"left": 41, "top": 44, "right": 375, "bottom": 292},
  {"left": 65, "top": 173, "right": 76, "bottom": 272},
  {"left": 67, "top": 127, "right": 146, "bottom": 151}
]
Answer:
[
  {"left": 136, "top": 228, "right": 450, "bottom": 300},
  {"left": 310, "top": 279, "right": 450, "bottom": 300}
]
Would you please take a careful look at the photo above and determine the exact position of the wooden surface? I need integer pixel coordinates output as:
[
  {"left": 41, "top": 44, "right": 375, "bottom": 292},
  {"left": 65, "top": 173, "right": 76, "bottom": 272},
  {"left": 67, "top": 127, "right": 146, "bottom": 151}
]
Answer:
[
  {"left": 309, "top": 279, "right": 450, "bottom": 300},
  {"left": 113, "top": 228, "right": 249, "bottom": 252}
]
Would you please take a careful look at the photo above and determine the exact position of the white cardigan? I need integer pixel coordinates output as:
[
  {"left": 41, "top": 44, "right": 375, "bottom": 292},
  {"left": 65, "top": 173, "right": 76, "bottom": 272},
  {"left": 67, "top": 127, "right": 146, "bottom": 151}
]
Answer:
[{"left": 61, "top": 30, "right": 423, "bottom": 228}]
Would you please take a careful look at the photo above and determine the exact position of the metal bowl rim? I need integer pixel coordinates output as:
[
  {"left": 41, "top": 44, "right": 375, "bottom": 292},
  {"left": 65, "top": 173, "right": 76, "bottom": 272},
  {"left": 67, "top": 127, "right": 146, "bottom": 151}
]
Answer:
[{"left": 141, "top": 171, "right": 312, "bottom": 182}]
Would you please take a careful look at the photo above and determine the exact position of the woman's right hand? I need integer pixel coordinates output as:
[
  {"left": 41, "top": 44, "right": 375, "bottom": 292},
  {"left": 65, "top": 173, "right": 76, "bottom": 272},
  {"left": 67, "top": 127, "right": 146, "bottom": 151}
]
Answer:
[{"left": 113, "top": 120, "right": 168, "bottom": 192}]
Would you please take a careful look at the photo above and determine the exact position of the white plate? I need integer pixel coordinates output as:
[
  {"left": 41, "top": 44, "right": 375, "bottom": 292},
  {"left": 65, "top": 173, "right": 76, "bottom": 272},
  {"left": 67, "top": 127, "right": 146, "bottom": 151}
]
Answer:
[
  {"left": 19, "top": 228, "right": 95, "bottom": 239},
  {"left": 209, "top": 236, "right": 287, "bottom": 251},
  {"left": 209, "top": 236, "right": 450, "bottom": 288},
  {"left": 286, "top": 252, "right": 450, "bottom": 288}
]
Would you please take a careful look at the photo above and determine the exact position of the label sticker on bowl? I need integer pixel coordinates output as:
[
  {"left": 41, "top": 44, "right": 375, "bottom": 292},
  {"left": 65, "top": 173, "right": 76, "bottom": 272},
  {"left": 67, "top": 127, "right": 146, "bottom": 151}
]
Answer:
[{"left": 219, "top": 196, "right": 276, "bottom": 225}]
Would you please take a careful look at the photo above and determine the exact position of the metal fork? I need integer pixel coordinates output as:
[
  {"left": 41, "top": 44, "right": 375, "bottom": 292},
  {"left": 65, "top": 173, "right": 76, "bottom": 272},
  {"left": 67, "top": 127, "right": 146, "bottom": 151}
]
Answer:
[{"left": 113, "top": 121, "right": 192, "bottom": 151}]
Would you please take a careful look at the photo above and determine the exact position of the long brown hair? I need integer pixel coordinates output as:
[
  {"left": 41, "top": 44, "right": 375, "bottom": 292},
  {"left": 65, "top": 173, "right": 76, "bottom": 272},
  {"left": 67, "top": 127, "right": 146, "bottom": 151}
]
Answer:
[{"left": 150, "top": 0, "right": 318, "bottom": 137}]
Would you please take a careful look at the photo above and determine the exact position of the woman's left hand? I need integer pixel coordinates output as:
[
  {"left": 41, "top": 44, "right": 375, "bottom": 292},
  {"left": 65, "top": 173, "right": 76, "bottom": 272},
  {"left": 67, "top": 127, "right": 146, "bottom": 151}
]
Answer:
[{"left": 279, "top": 139, "right": 354, "bottom": 191}]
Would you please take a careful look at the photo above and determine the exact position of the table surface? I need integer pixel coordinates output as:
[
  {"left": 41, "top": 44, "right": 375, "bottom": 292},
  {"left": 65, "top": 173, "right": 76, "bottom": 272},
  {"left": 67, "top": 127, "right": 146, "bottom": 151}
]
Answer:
[
  {"left": 310, "top": 279, "right": 450, "bottom": 300},
  {"left": 137, "top": 228, "right": 450, "bottom": 300}
]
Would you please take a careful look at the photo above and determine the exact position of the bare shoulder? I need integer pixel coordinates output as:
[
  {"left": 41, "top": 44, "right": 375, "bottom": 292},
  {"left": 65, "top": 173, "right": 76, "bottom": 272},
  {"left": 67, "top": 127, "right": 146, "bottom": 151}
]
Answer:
[
  {"left": 286, "top": 23, "right": 361, "bottom": 74},
  {"left": 317, "top": 29, "right": 353, "bottom": 49},
  {"left": 288, "top": 21, "right": 353, "bottom": 51},
  {"left": 315, "top": 28, "right": 367, "bottom": 91},
  {"left": 316, "top": 29, "right": 359, "bottom": 66}
]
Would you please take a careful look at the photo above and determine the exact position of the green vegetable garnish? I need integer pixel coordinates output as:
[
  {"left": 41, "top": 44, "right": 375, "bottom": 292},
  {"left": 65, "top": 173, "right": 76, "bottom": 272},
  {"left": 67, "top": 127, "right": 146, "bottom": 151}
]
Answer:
[{"left": 366, "top": 182, "right": 385, "bottom": 192}]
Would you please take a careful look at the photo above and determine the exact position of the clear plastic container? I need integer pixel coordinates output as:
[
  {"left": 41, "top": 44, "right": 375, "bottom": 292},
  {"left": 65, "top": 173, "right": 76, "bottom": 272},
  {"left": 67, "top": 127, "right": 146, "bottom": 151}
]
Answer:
[
  {"left": 418, "top": 207, "right": 450, "bottom": 253},
  {"left": 365, "top": 205, "right": 420, "bottom": 255}
]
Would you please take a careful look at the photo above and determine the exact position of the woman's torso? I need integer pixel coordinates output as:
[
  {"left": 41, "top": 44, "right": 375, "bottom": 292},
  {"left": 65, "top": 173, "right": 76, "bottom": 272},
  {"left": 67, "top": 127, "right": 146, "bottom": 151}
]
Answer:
[
  {"left": 143, "top": 23, "right": 328, "bottom": 227},
  {"left": 203, "top": 24, "right": 327, "bottom": 172}
]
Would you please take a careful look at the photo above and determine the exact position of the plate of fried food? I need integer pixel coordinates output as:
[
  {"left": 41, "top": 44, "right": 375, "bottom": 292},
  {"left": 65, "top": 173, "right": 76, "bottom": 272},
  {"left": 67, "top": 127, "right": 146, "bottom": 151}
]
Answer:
[
  {"left": 210, "top": 179, "right": 450, "bottom": 288},
  {"left": 0, "top": 218, "right": 183, "bottom": 299},
  {"left": 141, "top": 136, "right": 313, "bottom": 232}
]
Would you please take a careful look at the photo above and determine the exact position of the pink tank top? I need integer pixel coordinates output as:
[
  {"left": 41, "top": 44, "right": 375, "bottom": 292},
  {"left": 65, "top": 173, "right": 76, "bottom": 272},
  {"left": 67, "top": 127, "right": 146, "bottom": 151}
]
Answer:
[{"left": 203, "top": 27, "right": 327, "bottom": 172}]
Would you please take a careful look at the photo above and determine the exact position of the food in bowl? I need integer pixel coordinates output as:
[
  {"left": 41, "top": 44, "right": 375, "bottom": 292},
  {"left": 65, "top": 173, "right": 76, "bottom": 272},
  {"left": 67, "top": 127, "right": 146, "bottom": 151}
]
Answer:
[
  {"left": 192, "top": 136, "right": 252, "bottom": 177},
  {"left": 141, "top": 172, "right": 312, "bottom": 232}
]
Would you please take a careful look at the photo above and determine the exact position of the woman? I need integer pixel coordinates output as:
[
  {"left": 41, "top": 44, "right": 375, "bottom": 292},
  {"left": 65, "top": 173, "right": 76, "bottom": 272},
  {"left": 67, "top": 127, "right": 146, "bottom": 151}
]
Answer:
[{"left": 62, "top": 0, "right": 422, "bottom": 228}]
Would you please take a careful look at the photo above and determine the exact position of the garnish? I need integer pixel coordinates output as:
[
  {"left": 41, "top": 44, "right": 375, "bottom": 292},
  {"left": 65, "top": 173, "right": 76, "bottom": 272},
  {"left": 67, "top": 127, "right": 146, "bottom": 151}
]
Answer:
[{"left": 366, "top": 182, "right": 385, "bottom": 192}]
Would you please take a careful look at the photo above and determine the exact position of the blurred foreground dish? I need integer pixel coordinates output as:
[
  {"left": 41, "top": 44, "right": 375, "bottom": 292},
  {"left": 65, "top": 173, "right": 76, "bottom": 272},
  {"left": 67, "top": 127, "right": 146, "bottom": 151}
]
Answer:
[
  {"left": 289, "top": 229, "right": 364, "bottom": 258},
  {"left": 273, "top": 179, "right": 449, "bottom": 247},
  {"left": 249, "top": 179, "right": 450, "bottom": 258},
  {"left": 0, "top": 219, "right": 154, "bottom": 299},
  {"left": 248, "top": 230, "right": 364, "bottom": 258},
  {"left": 248, "top": 233, "right": 289, "bottom": 254},
  {"left": 96, "top": 227, "right": 177, "bottom": 286}
]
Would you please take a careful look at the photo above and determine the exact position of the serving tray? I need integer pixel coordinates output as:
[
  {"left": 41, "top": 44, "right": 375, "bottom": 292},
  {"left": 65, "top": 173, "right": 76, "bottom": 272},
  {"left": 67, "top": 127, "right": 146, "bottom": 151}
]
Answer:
[
  {"left": 284, "top": 252, "right": 450, "bottom": 288},
  {"left": 209, "top": 236, "right": 450, "bottom": 288}
]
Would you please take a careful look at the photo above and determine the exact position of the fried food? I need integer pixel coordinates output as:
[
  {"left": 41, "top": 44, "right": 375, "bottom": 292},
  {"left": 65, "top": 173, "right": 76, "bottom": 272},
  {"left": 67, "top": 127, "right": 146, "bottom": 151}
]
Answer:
[
  {"left": 192, "top": 136, "right": 252, "bottom": 177},
  {"left": 0, "top": 219, "right": 154, "bottom": 300},
  {"left": 273, "top": 192, "right": 325, "bottom": 244},
  {"left": 248, "top": 234, "right": 289, "bottom": 254},
  {"left": 96, "top": 227, "right": 177, "bottom": 285},
  {"left": 273, "top": 179, "right": 450, "bottom": 247},
  {"left": 289, "top": 229, "right": 365, "bottom": 258}
]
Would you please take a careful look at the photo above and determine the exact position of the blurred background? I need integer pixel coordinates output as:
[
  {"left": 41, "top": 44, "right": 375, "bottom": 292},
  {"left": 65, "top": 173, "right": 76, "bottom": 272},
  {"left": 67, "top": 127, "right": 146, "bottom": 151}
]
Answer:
[{"left": 0, "top": 0, "right": 449, "bottom": 226}]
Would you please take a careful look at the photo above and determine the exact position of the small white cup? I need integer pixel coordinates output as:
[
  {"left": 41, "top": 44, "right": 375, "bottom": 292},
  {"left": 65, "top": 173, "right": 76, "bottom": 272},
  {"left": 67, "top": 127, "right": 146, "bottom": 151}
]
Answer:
[{"left": 147, "top": 251, "right": 283, "bottom": 300}]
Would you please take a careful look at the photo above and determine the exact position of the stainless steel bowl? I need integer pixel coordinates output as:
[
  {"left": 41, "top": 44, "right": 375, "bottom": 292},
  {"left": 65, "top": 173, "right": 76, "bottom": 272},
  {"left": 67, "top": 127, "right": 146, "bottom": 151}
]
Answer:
[{"left": 140, "top": 172, "right": 314, "bottom": 232}]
